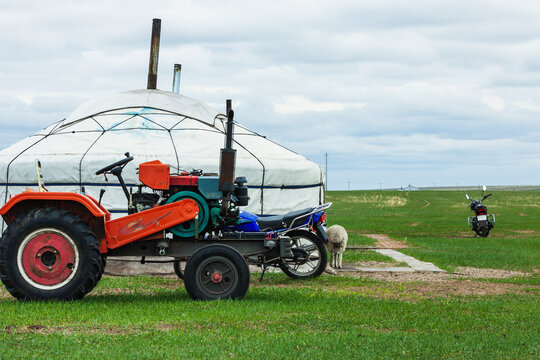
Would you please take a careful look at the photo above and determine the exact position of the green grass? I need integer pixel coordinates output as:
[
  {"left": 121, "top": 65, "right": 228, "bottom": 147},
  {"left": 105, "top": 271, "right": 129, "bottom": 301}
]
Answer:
[
  {"left": 402, "top": 236, "right": 539, "bottom": 272},
  {"left": 0, "top": 190, "right": 539, "bottom": 359},
  {"left": 347, "top": 233, "right": 378, "bottom": 246},
  {"left": 327, "top": 190, "right": 540, "bottom": 272},
  {"left": 342, "top": 249, "right": 404, "bottom": 265},
  {"left": 0, "top": 275, "right": 538, "bottom": 359}
]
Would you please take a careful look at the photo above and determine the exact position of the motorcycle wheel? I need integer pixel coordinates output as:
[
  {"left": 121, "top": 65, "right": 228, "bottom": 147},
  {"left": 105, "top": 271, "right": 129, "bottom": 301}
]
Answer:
[
  {"left": 279, "top": 230, "right": 327, "bottom": 279},
  {"left": 474, "top": 226, "right": 490, "bottom": 237}
]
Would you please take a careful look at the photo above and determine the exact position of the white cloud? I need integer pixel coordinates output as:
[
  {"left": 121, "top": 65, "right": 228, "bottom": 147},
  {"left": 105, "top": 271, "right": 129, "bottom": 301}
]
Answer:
[
  {"left": 512, "top": 100, "right": 539, "bottom": 111},
  {"left": 273, "top": 96, "right": 365, "bottom": 114},
  {"left": 482, "top": 96, "right": 506, "bottom": 110},
  {"left": 1, "top": 0, "right": 540, "bottom": 189}
]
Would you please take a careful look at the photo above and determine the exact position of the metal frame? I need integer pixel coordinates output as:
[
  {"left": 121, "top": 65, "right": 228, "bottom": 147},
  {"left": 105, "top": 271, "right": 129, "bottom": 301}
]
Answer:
[
  {"left": 281, "top": 202, "right": 332, "bottom": 235},
  {"left": 108, "top": 237, "right": 282, "bottom": 259},
  {"left": 467, "top": 213, "right": 496, "bottom": 227}
]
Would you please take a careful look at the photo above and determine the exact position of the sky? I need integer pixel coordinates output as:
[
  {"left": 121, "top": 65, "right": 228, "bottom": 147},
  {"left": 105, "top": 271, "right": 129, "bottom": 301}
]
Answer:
[{"left": 1, "top": 0, "right": 540, "bottom": 190}]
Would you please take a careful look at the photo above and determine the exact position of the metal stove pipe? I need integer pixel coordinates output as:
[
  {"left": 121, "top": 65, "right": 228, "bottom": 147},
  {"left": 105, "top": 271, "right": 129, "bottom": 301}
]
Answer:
[
  {"left": 172, "top": 64, "right": 182, "bottom": 94},
  {"left": 147, "top": 18, "right": 161, "bottom": 90}
]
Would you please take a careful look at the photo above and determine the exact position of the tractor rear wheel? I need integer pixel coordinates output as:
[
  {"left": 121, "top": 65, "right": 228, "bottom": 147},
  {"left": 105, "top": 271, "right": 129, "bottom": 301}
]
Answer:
[
  {"left": 96, "top": 255, "right": 107, "bottom": 283},
  {"left": 183, "top": 245, "right": 249, "bottom": 300},
  {"left": 0, "top": 208, "right": 102, "bottom": 301}
]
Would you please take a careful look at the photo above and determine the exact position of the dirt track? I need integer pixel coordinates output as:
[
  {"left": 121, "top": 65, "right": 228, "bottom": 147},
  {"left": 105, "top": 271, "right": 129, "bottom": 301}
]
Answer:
[{"left": 363, "top": 234, "right": 408, "bottom": 249}]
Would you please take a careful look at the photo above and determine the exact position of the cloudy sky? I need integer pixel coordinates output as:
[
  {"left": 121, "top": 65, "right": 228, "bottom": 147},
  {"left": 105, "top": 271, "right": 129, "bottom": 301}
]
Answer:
[{"left": 1, "top": 0, "right": 540, "bottom": 190}]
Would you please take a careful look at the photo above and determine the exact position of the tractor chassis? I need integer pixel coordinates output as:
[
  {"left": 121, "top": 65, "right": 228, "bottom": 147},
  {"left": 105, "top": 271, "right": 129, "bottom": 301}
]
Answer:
[{"left": 108, "top": 234, "right": 291, "bottom": 261}]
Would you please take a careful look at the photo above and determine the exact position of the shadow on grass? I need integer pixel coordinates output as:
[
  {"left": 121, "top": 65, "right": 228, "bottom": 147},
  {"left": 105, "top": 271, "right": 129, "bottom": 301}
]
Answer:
[{"left": 0, "top": 286, "right": 327, "bottom": 306}]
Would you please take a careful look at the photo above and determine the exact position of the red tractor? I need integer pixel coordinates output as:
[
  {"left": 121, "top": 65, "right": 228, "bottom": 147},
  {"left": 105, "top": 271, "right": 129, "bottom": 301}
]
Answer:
[{"left": 0, "top": 107, "right": 328, "bottom": 301}]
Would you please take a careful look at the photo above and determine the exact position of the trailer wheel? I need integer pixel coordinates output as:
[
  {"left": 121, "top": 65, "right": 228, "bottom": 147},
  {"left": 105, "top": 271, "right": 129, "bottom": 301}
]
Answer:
[
  {"left": 279, "top": 230, "right": 328, "bottom": 279},
  {"left": 0, "top": 208, "right": 102, "bottom": 301},
  {"left": 184, "top": 245, "right": 249, "bottom": 300}
]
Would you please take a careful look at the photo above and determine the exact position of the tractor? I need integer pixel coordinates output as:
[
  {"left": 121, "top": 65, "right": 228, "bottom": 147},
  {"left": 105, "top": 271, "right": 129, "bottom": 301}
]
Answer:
[{"left": 0, "top": 105, "right": 329, "bottom": 301}]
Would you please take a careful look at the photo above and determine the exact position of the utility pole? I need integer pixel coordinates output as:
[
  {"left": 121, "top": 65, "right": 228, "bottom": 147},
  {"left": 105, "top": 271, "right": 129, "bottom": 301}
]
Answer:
[{"left": 325, "top": 152, "right": 328, "bottom": 191}]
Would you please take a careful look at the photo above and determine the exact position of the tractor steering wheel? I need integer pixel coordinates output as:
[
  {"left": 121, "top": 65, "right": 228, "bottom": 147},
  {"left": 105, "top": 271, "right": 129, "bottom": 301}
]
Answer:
[{"left": 95, "top": 153, "right": 134, "bottom": 175}]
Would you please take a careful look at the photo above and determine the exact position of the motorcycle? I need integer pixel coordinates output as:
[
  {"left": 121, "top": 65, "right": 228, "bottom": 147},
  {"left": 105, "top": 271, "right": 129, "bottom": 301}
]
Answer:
[
  {"left": 465, "top": 185, "right": 495, "bottom": 237},
  {"left": 229, "top": 203, "right": 331, "bottom": 279}
]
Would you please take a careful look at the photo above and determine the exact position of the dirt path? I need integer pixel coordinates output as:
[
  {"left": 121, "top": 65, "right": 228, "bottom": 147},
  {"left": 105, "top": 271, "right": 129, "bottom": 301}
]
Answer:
[
  {"left": 345, "top": 266, "right": 532, "bottom": 282},
  {"left": 363, "top": 233, "right": 408, "bottom": 249},
  {"left": 330, "top": 277, "right": 533, "bottom": 299}
]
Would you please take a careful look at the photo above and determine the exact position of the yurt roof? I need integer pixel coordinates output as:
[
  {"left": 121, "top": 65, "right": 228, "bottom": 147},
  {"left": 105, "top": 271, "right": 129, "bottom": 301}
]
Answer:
[{"left": 64, "top": 89, "right": 223, "bottom": 127}]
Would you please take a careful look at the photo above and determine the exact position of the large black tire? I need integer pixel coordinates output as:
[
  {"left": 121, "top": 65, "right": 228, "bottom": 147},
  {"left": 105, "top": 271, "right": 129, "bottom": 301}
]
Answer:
[
  {"left": 478, "top": 228, "right": 490, "bottom": 238},
  {"left": 184, "top": 244, "right": 250, "bottom": 300},
  {"left": 173, "top": 260, "right": 184, "bottom": 280},
  {"left": 279, "top": 230, "right": 328, "bottom": 279},
  {"left": 0, "top": 208, "right": 102, "bottom": 301},
  {"left": 96, "top": 255, "right": 107, "bottom": 283}
]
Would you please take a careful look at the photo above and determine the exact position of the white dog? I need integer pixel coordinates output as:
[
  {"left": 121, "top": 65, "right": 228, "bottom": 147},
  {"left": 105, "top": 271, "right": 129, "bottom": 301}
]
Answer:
[{"left": 326, "top": 225, "right": 348, "bottom": 269}]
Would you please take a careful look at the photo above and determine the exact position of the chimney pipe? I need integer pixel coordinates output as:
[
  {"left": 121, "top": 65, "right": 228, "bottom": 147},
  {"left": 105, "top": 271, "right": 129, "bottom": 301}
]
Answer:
[
  {"left": 147, "top": 18, "right": 161, "bottom": 90},
  {"left": 172, "top": 64, "right": 182, "bottom": 94}
]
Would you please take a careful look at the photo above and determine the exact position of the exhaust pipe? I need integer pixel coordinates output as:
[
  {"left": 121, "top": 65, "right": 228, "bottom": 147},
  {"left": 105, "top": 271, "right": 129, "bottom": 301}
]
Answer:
[
  {"left": 219, "top": 99, "right": 237, "bottom": 218},
  {"left": 219, "top": 99, "right": 236, "bottom": 194}
]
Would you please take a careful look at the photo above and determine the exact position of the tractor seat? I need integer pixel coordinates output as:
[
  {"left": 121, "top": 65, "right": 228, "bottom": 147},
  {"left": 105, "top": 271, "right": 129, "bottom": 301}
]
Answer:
[{"left": 256, "top": 207, "right": 314, "bottom": 231}]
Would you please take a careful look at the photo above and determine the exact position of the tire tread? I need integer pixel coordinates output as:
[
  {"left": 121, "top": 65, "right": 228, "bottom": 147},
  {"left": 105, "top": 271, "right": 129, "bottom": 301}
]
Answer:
[{"left": 0, "top": 207, "right": 103, "bottom": 300}]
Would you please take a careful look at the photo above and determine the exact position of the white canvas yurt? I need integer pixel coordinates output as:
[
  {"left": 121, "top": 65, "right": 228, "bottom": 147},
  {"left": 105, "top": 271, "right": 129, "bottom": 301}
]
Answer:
[{"left": 0, "top": 89, "right": 325, "bottom": 226}]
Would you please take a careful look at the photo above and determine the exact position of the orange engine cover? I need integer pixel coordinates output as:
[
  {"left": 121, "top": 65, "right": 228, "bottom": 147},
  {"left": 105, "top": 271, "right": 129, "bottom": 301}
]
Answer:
[
  {"left": 104, "top": 198, "right": 199, "bottom": 249},
  {"left": 139, "top": 160, "right": 170, "bottom": 190}
]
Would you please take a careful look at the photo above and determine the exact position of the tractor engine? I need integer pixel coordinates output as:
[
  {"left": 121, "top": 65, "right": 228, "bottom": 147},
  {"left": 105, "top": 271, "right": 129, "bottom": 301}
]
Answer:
[
  {"left": 132, "top": 104, "right": 243, "bottom": 238},
  {"left": 133, "top": 160, "right": 248, "bottom": 238}
]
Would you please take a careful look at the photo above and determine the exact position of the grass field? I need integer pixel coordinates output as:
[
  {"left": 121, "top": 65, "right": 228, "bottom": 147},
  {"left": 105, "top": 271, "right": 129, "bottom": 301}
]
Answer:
[
  {"left": 0, "top": 190, "right": 539, "bottom": 359},
  {"left": 326, "top": 190, "right": 540, "bottom": 271}
]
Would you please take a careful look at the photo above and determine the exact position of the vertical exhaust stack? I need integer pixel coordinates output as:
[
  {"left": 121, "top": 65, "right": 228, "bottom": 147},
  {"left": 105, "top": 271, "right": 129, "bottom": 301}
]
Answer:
[
  {"left": 219, "top": 99, "right": 236, "bottom": 193},
  {"left": 172, "top": 64, "right": 182, "bottom": 94},
  {"left": 147, "top": 18, "right": 161, "bottom": 90},
  {"left": 219, "top": 99, "right": 237, "bottom": 217}
]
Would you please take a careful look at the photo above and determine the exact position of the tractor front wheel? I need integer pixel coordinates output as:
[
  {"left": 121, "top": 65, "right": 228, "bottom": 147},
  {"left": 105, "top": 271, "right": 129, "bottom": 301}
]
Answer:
[
  {"left": 0, "top": 208, "right": 102, "bottom": 301},
  {"left": 183, "top": 245, "right": 249, "bottom": 300},
  {"left": 173, "top": 260, "right": 184, "bottom": 280}
]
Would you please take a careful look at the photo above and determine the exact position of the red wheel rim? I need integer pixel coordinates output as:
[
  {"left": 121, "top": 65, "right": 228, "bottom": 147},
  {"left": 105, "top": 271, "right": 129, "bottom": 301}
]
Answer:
[
  {"left": 19, "top": 230, "right": 77, "bottom": 287},
  {"left": 211, "top": 272, "right": 223, "bottom": 283}
]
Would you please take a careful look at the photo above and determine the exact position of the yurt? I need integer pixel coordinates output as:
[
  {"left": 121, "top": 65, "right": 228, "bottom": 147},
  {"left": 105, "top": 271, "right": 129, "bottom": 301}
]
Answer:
[{"left": 0, "top": 89, "right": 325, "bottom": 230}]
